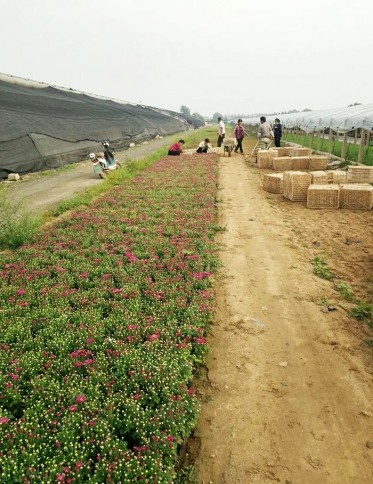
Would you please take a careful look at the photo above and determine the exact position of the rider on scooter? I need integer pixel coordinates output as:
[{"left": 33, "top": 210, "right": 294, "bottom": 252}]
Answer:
[{"left": 103, "top": 141, "right": 115, "bottom": 167}]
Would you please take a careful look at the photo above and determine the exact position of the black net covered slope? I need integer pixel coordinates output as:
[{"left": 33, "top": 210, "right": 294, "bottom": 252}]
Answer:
[{"left": 0, "top": 80, "right": 200, "bottom": 178}]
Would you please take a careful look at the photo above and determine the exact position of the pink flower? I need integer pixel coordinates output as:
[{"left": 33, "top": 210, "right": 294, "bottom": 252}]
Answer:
[
  {"left": 69, "top": 405, "right": 78, "bottom": 412},
  {"left": 17, "top": 289, "right": 26, "bottom": 295},
  {"left": 75, "top": 461, "right": 84, "bottom": 471},
  {"left": 133, "top": 394, "right": 141, "bottom": 400},
  {"left": 0, "top": 417, "right": 10, "bottom": 424},
  {"left": 56, "top": 474, "right": 65, "bottom": 482},
  {"left": 76, "top": 395, "right": 86, "bottom": 404},
  {"left": 88, "top": 421, "right": 95, "bottom": 427},
  {"left": 86, "top": 338, "right": 94, "bottom": 344},
  {"left": 148, "top": 333, "right": 160, "bottom": 342},
  {"left": 128, "top": 325, "right": 138, "bottom": 330},
  {"left": 80, "top": 272, "right": 89, "bottom": 278},
  {"left": 167, "top": 435, "right": 174, "bottom": 442}
]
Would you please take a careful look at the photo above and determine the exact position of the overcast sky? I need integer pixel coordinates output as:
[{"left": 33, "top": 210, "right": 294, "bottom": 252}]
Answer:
[{"left": 1, "top": 0, "right": 372, "bottom": 117}]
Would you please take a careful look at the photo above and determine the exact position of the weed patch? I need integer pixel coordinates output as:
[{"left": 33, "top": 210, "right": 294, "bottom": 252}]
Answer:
[{"left": 312, "top": 256, "right": 335, "bottom": 281}]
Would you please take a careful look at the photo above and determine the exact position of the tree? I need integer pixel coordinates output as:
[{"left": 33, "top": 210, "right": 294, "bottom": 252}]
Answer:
[
  {"left": 212, "top": 112, "right": 223, "bottom": 122},
  {"left": 192, "top": 112, "right": 205, "bottom": 122},
  {"left": 180, "top": 105, "right": 191, "bottom": 116}
]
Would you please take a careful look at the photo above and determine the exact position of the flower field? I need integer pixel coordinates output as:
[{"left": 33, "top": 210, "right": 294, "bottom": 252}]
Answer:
[{"left": 0, "top": 154, "right": 219, "bottom": 483}]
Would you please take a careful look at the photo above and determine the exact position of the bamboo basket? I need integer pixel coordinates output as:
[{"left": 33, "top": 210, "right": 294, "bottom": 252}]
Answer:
[
  {"left": 283, "top": 171, "right": 312, "bottom": 201},
  {"left": 273, "top": 157, "right": 292, "bottom": 171},
  {"left": 270, "top": 147, "right": 287, "bottom": 157},
  {"left": 307, "top": 185, "right": 340, "bottom": 209},
  {"left": 309, "top": 155, "right": 328, "bottom": 170},
  {"left": 310, "top": 171, "right": 329, "bottom": 184},
  {"left": 292, "top": 147, "right": 312, "bottom": 156},
  {"left": 291, "top": 156, "right": 310, "bottom": 170},
  {"left": 347, "top": 166, "right": 373, "bottom": 184},
  {"left": 329, "top": 170, "right": 347, "bottom": 184},
  {"left": 340, "top": 184, "right": 373, "bottom": 210},
  {"left": 263, "top": 173, "right": 284, "bottom": 194},
  {"left": 257, "top": 150, "right": 278, "bottom": 169}
]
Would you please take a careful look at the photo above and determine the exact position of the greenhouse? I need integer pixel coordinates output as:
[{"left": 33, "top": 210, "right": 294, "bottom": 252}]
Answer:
[
  {"left": 0, "top": 74, "right": 202, "bottom": 179},
  {"left": 243, "top": 103, "right": 373, "bottom": 132}
]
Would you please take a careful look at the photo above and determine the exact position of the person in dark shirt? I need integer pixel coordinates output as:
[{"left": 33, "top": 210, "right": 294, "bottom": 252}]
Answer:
[
  {"left": 234, "top": 119, "right": 246, "bottom": 154},
  {"left": 168, "top": 140, "right": 185, "bottom": 156},
  {"left": 273, "top": 118, "right": 283, "bottom": 147}
]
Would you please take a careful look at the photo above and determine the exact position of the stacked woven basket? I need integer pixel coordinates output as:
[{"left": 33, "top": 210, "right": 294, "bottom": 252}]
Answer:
[{"left": 262, "top": 165, "right": 373, "bottom": 210}]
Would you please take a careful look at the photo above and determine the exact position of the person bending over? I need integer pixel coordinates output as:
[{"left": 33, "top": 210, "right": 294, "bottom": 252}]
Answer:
[
  {"left": 196, "top": 138, "right": 213, "bottom": 154},
  {"left": 168, "top": 140, "right": 185, "bottom": 156}
]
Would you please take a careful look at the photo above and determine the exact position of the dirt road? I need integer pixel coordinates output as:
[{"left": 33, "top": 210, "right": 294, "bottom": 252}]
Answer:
[
  {"left": 195, "top": 154, "right": 373, "bottom": 483},
  {"left": 5, "top": 134, "right": 179, "bottom": 213}
]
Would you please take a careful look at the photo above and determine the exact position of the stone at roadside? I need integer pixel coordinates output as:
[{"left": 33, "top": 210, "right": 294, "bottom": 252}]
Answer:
[
  {"left": 366, "top": 441, "right": 373, "bottom": 449},
  {"left": 279, "top": 362, "right": 288, "bottom": 368},
  {"left": 8, "top": 173, "right": 20, "bottom": 181},
  {"left": 129, "top": 143, "right": 135, "bottom": 148}
]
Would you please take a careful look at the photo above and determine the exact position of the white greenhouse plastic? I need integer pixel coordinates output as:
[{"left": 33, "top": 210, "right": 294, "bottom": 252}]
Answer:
[{"left": 243, "top": 103, "right": 373, "bottom": 132}]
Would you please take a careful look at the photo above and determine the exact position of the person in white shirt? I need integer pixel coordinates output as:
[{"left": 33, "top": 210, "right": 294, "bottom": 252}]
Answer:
[
  {"left": 196, "top": 138, "right": 213, "bottom": 154},
  {"left": 217, "top": 117, "right": 226, "bottom": 147}
]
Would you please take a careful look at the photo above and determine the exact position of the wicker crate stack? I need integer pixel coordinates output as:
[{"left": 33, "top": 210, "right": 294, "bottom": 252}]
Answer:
[
  {"left": 273, "top": 157, "right": 293, "bottom": 171},
  {"left": 263, "top": 173, "right": 284, "bottom": 194},
  {"left": 309, "top": 155, "right": 328, "bottom": 170},
  {"left": 269, "top": 147, "right": 287, "bottom": 157},
  {"left": 292, "top": 147, "right": 313, "bottom": 157},
  {"left": 283, "top": 171, "right": 312, "bottom": 201},
  {"left": 340, "top": 184, "right": 373, "bottom": 210},
  {"left": 307, "top": 185, "right": 340, "bottom": 209},
  {"left": 310, "top": 171, "right": 329, "bottom": 184},
  {"left": 291, "top": 156, "right": 310, "bottom": 170},
  {"left": 257, "top": 150, "right": 279, "bottom": 169},
  {"left": 347, "top": 166, "right": 373, "bottom": 184},
  {"left": 328, "top": 170, "right": 347, "bottom": 184}
]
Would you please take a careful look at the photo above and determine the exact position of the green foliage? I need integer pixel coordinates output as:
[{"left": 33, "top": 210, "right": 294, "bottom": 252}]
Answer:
[
  {"left": 0, "top": 187, "right": 42, "bottom": 249},
  {"left": 180, "top": 105, "right": 191, "bottom": 116},
  {"left": 282, "top": 133, "right": 373, "bottom": 166},
  {"left": 349, "top": 302, "right": 372, "bottom": 321},
  {"left": 336, "top": 283, "right": 356, "bottom": 302},
  {"left": 312, "top": 256, "right": 335, "bottom": 281}
]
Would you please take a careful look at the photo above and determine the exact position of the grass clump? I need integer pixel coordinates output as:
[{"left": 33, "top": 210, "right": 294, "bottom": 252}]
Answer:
[
  {"left": 0, "top": 187, "right": 42, "bottom": 249},
  {"left": 349, "top": 302, "right": 372, "bottom": 321},
  {"left": 312, "top": 256, "right": 335, "bottom": 281},
  {"left": 336, "top": 282, "right": 356, "bottom": 302}
]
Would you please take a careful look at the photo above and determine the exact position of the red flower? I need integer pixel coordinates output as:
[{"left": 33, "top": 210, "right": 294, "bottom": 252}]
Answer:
[
  {"left": 69, "top": 405, "right": 78, "bottom": 412},
  {"left": 76, "top": 395, "right": 87, "bottom": 404}
]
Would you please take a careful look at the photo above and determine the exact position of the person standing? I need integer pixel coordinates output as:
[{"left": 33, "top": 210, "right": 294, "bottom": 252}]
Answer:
[
  {"left": 217, "top": 117, "right": 226, "bottom": 147},
  {"left": 257, "top": 116, "right": 274, "bottom": 150},
  {"left": 273, "top": 118, "right": 283, "bottom": 147},
  {"left": 168, "top": 139, "right": 185, "bottom": 156},
  {"left": 234, "top": 119, "right": 246, "bottom": 154}
]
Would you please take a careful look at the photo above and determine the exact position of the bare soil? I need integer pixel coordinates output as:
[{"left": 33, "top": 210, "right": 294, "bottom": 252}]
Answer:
[{"left": 194, "top": 145, "right": 373, "bottom": 483}]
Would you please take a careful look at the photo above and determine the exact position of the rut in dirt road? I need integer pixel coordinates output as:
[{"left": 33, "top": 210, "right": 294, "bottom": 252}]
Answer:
[{"left": 195, "top": 155, "right": 373, "bottom": 483}]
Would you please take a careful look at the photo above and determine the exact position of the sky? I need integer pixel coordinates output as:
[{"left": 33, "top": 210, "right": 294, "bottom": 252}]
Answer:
[{"left": 0, "top": 0, "right": 372, "bottom": 117}]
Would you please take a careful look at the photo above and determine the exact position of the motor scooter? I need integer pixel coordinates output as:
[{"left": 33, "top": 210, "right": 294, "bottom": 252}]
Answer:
[{"left": 102, "top": 140, "right": 121, "bottom": 171}]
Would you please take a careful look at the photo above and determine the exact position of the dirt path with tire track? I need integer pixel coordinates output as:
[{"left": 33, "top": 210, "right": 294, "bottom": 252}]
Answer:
[{"left": 194, "top": 153, "right": 373, "bottom": 483}]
